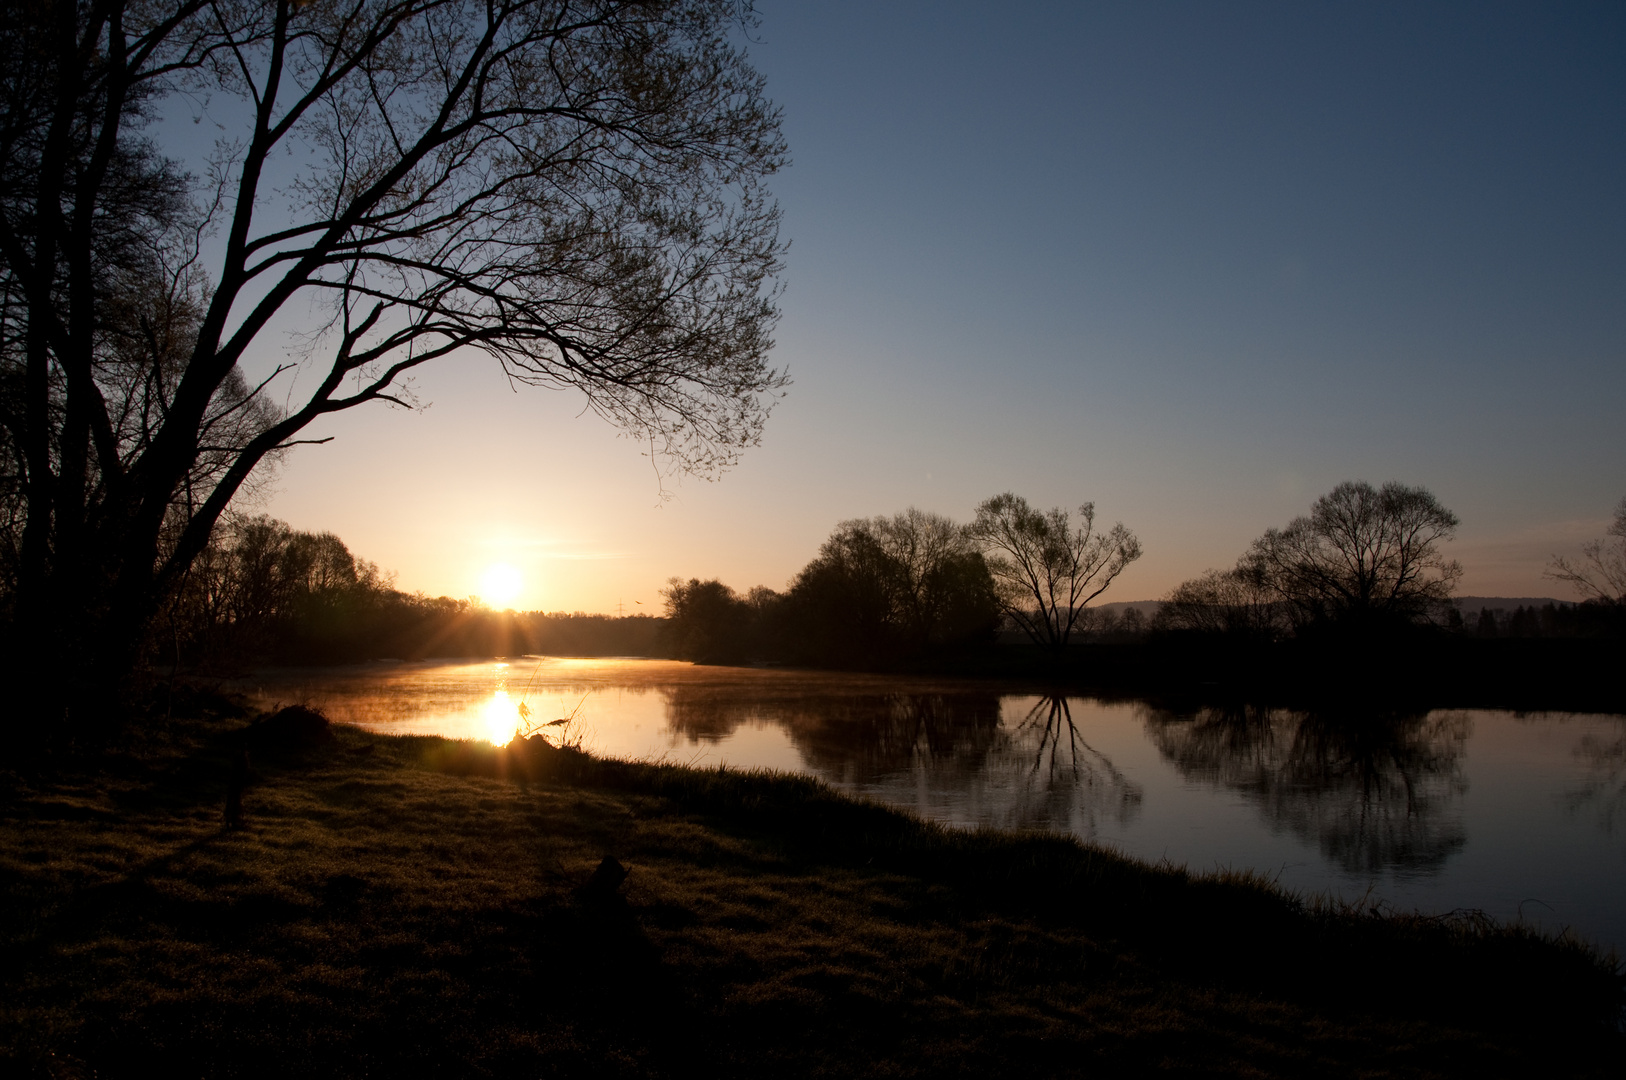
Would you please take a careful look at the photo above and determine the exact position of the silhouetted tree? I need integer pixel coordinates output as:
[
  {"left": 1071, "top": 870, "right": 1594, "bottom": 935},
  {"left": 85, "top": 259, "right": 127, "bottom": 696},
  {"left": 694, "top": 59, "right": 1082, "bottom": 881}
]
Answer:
[
  {"left": 1244, "top": 481, "right": 1461, "bottom": 633},
  {"left": 657, "top": 508, "right": 998, "bottom": 669},
  {"left": 161, "top": 514, "right": 395, "bottom": 665},
  {"left": 1153, "top": 562, "right": 1286, "bottom": 639},
  {"left": 1508, "top": 605, "right": 1540, "bottom": 638},
  {"left": 784, "top": 510, "right": 998, "bottom": 666},
  {"left": 968, "top": 493, "right": 1142, "bottom": 649},
  {"left": 741, "top": 584, "right": 788, "bottom": 657},
  {"left": 863, "top": 508, "right": 999, "bottom": 651},
  {"left": 0, "top": 0, "right": 787, "bottom": 721},
  {"left": 1547, "top": 496, "right": 1626, "bottom": 606},
  {"left": 785, "top": 522, "right": 906, "bottom": 666},
  {"left": 660, "top": 577, "right": 753, "bottom": 664}
]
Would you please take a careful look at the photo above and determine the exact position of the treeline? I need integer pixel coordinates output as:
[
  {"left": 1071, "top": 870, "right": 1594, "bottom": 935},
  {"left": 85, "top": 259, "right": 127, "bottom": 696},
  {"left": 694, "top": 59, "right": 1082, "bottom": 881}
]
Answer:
[
  {"left": 653, "top": 483, "right": 1623, "bottom": 711},
  {"left": 661, "top": 509, "right": 1002, "bottom": 666},
  {"left": 1151, "top": 481, "right": 1462, "bottom": 642},
  {"left": 1463, "top": 602, "right": 1621, "bottom": 640},
  {"left": 1053, "top": 484, "right": 1624, "bottom": 708},
  {"left": 660, "top": 493, "right": 1146, "bottom": 666},
  {"left": 659, "top": 482, "right": 1626, "bottom": 670},
  {"left": 663, "top": 483, "right": 1491, "bottom": 668},
  {"left": 156, "top": 515, "right": 661, "bottom": 667},
  {"left": 151, "top": 482, "right": 1624, "bottom": 693},
  {"left": 1150, "top": 483, "right": 1624, "bottom": 645}
]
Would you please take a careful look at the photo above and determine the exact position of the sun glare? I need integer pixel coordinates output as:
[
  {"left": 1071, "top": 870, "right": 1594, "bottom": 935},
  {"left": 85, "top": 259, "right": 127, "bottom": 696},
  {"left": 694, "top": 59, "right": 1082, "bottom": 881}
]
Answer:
[
  {"left": 483, "top": 689, "right": 523, "bottom": 744},
  {"left": 480, "top": 562, "right": 523, "bottom": 607}
]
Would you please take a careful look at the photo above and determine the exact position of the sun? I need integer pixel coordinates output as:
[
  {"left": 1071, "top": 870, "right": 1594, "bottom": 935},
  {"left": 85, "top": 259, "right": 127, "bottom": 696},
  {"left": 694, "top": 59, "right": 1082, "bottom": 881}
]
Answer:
[{"left": 480, "top": 562, "right": 523, "bottom": 608}]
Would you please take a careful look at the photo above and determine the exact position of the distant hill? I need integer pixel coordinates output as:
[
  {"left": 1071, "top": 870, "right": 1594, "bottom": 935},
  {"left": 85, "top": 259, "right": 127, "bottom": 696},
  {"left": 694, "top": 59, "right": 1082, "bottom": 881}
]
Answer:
[{"left": 1093, "top": 600, "right": 1163, "bottom": 618}]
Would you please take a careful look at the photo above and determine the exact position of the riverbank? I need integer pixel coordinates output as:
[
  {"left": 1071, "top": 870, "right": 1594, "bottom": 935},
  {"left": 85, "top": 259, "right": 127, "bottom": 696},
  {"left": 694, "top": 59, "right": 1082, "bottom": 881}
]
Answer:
[{"left": 3, "top": 704, "right": 1621, "bottom": 1078}]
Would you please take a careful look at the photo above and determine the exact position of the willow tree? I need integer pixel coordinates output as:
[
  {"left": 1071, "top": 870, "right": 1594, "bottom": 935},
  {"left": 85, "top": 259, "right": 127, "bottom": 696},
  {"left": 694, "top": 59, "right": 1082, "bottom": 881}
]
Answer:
[{"left": 0, "top": 0, "right": 787, "bottom": 717}]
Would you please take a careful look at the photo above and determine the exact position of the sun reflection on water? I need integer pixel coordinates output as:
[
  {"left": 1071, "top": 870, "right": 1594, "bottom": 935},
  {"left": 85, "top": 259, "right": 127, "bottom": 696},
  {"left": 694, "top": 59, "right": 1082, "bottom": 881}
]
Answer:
[{"left": 483, "top": 689, "right": 523, "bottom": 744}]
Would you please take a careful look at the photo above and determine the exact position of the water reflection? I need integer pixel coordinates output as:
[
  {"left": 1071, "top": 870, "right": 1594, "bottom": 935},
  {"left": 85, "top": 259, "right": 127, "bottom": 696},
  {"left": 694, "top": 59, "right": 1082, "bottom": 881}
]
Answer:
[
  {"left": 1566, "top": 715, "right": 1626, "bottom": 836},
  {"left": 229, "top": 659, "right": 1626, "bottom": 952},
  {"left": 1142, "top": 704, "right": 1471, "bottom": 875},
  {"left": 660, "top": 686, "right": 1005, "bottom": 779},
  {"left": 656, "top": 687, "right": 1144, "bottom": 835},
  {"left": 1004, "top": 696, "right": 1143, "bottom": 830}
]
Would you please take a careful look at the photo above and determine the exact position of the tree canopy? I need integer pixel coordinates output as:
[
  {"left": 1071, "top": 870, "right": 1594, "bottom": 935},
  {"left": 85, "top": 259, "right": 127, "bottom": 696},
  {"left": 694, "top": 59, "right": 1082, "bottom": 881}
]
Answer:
[
  {"left": 1243, "top": 481, "right": 1461, "bottom": 632},
  {"left": 787, "top": 510, "right": 998, "bottom": 665},
  {"left": 660, "top": 508, "right": 1000, "bottom": 668}
]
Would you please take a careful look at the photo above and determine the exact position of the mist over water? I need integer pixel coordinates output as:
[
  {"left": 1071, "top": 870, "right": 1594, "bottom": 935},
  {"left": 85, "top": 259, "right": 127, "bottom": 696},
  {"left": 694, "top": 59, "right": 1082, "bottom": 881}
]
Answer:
[{"left": 233, "top": 657, "right": 1626, "bottom": 954}]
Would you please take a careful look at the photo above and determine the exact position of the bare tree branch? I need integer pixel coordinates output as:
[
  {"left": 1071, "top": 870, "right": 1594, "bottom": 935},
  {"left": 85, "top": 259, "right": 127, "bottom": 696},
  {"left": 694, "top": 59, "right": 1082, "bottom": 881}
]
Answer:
[{"left": 969, "top": 493, "right": 1143, "bottom": 649}]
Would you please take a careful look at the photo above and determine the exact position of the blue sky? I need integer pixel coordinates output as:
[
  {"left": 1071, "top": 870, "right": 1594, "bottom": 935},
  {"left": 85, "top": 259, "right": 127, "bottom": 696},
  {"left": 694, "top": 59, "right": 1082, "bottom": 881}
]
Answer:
[{"left": 264, "top": 1, "right": 1625, "bottom": 610}]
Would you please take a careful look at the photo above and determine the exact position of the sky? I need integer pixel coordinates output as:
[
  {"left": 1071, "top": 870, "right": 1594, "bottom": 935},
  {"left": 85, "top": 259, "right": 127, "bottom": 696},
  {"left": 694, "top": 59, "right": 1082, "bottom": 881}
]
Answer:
[{"left": 255, "top": 1, "right": 1625, "bottom": 613}]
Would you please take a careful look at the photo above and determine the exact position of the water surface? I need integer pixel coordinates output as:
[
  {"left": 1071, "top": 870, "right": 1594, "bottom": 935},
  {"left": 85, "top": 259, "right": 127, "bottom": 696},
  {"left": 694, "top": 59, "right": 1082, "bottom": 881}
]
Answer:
[{"left": 234, "top": 656, "right": 1626, "bottom": 954}]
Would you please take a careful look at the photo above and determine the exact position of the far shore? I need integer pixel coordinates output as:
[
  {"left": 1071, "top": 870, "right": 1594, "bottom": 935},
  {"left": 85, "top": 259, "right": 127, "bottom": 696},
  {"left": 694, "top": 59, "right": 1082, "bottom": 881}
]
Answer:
[{"left": 224, "top": 632, "right": 1626, "bottom": 716}]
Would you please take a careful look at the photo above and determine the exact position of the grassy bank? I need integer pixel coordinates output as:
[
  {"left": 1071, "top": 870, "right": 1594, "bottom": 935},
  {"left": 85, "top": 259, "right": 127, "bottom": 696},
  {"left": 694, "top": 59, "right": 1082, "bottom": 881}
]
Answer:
[{"left": 2, "top": 705, "right": 1621, "bottom": 1078}]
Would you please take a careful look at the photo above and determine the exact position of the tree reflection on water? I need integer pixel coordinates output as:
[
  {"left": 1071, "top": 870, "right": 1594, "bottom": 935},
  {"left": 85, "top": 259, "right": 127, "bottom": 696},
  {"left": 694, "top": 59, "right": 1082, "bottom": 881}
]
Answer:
[
  {"left": 1141, "top": 704, "right": 1471, "bottom": 875},
  {"left": 1564, "top": 716, "right": 1626, "bottom": 836},
  {"left": 659, "top": 685, "right": 1143, "bottom": 836},
  {"left": 660, "top": 686, "right": 1005, "bottom": 780},
  {"left": 1004, "top": 696, "right": 1143, "bottom": 830}
]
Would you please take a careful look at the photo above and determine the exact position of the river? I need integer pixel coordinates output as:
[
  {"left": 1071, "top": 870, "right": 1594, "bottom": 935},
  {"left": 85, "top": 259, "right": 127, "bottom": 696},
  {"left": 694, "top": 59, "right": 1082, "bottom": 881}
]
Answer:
[{"left": 229, "top": 656, "right": 1626, "bottom": 955}]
